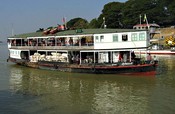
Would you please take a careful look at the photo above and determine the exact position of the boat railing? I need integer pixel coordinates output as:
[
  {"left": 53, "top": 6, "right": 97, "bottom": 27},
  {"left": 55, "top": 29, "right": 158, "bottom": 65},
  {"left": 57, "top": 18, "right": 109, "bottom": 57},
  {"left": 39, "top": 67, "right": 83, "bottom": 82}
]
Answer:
[{"left": 10, "top": 45, "right": 94, "bottom": 50}]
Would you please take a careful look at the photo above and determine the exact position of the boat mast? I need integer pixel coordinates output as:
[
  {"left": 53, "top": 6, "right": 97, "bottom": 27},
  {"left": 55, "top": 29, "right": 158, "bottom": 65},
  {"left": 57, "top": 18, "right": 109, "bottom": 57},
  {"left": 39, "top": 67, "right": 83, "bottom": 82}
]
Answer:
[
  {"left": 101, "top": 17, "right": 107, "bottom": 29},
  {"left": 140, "top": 14, "right": 142, "bottom": 25}
]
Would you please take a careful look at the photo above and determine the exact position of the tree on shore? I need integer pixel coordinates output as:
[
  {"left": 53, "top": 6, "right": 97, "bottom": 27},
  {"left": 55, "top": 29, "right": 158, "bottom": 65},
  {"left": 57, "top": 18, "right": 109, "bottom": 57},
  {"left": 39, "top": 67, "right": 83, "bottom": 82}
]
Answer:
[
  {"left": 66, "top": 18, "right": 88, "bottom": 29},
  {"left": 66, "top": 0, "right": 175, "bottom": 29},
  {"left": 88, "top": 18, "right": 99, "bottom": 28}
]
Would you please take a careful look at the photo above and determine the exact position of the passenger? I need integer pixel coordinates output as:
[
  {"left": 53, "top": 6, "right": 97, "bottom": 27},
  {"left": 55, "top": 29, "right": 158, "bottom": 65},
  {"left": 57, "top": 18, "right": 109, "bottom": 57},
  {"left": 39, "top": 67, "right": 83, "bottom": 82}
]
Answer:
[
  {"left": 131, "top": 51, "right": 136, "bottom": 61},
  {"left": 146, "top": 53, "right": 152, "bottom": 63},
  {"left": 76, "top": 54, "right": 80, "bottom": 64},
  {"left": 147, "top": 53, "right": 152, "bottom": 60},
  {"left": 72, "top": 56, "right": 75, "bottom": 63},
  {"left": 153, "top": 55, "right": 158, "bottom": 64},
  {"left": 123, "top": 53, "right": 127, "bottom": 63},
  {"left": 118, "top": 53, "right": 123, "bottom": 62}
]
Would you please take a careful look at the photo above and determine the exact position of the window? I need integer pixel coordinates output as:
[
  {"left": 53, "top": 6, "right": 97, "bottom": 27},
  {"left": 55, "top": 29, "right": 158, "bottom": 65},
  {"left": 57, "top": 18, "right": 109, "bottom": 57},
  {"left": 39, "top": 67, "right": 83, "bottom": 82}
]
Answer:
[
  {"left": 131, "top": 33, "right": 137, "bottom": 41},
  {"left": 95, "top": 36, "right": 99, "bottom": 42},
  {"left": 122, "top": 34, "right": 128, "bottom": 41},
  {"left": 139, "top": 33, "right": 146, "bottom": 41},
  {"left": 100, "top": 35, "right": 104, "bottom": 42},
  {"left": 113, "top": 34, "right": 118, "bottom": 42}
]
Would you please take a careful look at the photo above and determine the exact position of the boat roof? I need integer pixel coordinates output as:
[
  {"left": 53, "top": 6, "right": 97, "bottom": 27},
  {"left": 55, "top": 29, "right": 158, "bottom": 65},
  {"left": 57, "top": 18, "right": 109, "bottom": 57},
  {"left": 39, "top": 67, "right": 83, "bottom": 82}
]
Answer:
[
  {"left": 10, "top": 28, "right": 145, "bottom": 38},
  {"left": 133, "top": 23, "right": 160, "bottom": 28}
]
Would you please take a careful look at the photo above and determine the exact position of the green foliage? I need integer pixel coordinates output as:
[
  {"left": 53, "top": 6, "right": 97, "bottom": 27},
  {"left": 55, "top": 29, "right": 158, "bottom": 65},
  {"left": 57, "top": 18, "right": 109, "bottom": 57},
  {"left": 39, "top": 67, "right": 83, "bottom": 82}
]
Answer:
[
  {"left": 36, "top": 28, "right": 44, "bottom": 32},
  {"left": 67, "top": 18, "right": 88, "bottom": 29},
  {"left": 47, "top": 26, "right": 53, "bottom": 30},
  {"left": 120, "top": 0, "right": 175, "bottom": 27},
  {"left": 100, "top": 2, "right": 124, "bottom": 28},
  {"left": 89, "top": 18, "right": 99, "bottom": 28},
  {"left": 66, "top": 0, "right": 175, "bottom": 29}
]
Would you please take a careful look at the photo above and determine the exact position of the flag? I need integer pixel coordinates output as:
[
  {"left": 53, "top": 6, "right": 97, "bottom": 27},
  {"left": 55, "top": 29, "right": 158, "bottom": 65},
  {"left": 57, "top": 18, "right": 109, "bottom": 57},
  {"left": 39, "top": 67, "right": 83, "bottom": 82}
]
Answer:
[
  {"left": 62, "top": 17, "right": 67, "bottom": 29},
  {"left": 143, "top": 14, "right": 149, "bottom": 29},
  {"left": 143, "top": 14, "right": 147, "bottom": 22},
  {"left": 62, "top": 17, "right": 66, "bottom": 23}
]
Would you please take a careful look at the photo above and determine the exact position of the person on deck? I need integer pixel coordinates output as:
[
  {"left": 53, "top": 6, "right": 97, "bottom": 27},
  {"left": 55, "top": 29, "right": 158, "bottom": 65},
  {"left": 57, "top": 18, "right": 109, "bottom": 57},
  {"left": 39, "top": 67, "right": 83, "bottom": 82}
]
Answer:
[
  {"left": 146, "top": 53, "right": 152, "bottom": 63},
  {"left": 153, "top": 55, "right": 158, "bottom": 64},
  {"left": 118, "top": 53, "right": 123, "bottom": 62},
  {"left": 123, "top": 53, "right": 127, "bottom": 63},
  {"left": 131, "top": 51, "right": 136, "bottom": 61}
]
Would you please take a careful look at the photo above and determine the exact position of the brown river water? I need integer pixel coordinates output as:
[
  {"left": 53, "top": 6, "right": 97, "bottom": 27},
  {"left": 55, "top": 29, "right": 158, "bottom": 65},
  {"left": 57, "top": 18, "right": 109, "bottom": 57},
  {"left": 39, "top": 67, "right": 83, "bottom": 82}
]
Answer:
[{"left": 0, "top": 43, "right": 175, "bottom": 114}]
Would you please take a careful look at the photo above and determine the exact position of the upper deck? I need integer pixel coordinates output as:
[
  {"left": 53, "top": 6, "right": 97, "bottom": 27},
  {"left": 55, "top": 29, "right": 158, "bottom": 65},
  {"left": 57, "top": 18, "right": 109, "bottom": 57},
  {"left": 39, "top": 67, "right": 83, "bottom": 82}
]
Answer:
[{"left": 8, "top": 29, "right": 149, "bottom": 50}]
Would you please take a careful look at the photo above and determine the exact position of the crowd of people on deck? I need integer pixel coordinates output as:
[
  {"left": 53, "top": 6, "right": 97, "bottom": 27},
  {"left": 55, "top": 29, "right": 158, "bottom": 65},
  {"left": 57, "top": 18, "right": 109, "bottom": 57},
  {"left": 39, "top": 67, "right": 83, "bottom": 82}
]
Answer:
[
  {"left": 117, "top": 51, "right": 157, "bottom": 65},
  {"left": 8, "top": 37, "right": 93, "bottom": 47}
]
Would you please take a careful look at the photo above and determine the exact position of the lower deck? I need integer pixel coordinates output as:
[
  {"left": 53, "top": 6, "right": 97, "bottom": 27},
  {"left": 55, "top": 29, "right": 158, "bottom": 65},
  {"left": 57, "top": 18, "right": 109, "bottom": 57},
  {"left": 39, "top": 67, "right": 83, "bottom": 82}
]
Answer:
[{"left": 9, "top": 49, "right": 141, "bottom": 65}]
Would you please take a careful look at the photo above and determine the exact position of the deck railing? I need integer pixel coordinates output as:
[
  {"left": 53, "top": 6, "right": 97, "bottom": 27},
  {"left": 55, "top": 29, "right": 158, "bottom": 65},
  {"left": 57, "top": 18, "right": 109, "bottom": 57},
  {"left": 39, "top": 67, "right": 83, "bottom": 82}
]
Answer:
[{"left": 10, "top": 45, "right": 94, "bottom": 50}]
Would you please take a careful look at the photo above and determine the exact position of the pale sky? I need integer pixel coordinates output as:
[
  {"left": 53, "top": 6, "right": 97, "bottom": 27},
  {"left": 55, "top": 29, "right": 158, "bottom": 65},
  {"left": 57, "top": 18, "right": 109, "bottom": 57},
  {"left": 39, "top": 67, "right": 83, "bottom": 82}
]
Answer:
[{"left": 0, "top": 0, "right": 127, "bottom": 41}]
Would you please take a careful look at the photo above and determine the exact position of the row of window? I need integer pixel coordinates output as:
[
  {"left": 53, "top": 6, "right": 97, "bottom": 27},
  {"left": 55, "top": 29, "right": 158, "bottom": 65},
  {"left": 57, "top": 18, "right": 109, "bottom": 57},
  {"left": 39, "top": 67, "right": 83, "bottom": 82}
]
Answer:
[
  {"left": 10, "top": 50, "right": 20, "bottom": 55},
  {"left": 95, "top": 33, "right": 146, "bottom": 42}
]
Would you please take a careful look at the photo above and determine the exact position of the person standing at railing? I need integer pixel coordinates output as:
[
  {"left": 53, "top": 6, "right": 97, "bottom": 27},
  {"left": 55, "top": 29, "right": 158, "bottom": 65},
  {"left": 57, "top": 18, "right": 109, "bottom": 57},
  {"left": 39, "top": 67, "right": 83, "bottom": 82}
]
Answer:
[
  {"left": 153, "top": 55, "right": 158, "bottom": 64},
  {"left": 131, "top": 51, "right": 136, "bottom": 61},
  {"left": 146, "top": 53, "right": 152, "bottom": 63}
]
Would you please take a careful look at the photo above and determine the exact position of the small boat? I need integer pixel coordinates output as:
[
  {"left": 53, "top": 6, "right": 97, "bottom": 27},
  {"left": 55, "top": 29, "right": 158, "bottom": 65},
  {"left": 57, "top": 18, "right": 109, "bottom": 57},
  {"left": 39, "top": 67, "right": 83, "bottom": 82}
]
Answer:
[{"left": 7, "top": 28, "right": 158, "bottom": 76}]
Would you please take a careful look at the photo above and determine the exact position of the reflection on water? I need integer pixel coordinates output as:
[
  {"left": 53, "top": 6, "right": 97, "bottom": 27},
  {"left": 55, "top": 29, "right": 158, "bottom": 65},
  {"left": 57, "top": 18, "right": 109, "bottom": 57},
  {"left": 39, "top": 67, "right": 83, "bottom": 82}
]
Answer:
[
  {"left": 9, "top": 66, "right": 23, "bottom": 93},
  {"left": 9, "top": 65, "right": 160, "bottom": 114}
]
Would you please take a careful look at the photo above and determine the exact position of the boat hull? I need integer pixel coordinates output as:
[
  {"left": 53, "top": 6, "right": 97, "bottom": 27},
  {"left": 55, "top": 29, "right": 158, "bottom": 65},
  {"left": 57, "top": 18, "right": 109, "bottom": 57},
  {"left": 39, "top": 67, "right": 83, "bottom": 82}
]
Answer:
[
  {"left": 8, "top": 58, "right": 157, "bottom": 76},
  {"left": 38, "top": 61, "right": 157, "bottom": 76}
]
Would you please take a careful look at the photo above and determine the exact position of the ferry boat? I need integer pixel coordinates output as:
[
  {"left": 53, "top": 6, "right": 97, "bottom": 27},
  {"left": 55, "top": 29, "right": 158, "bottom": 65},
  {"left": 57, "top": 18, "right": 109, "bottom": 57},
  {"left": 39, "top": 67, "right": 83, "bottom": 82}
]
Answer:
[{"left": 7, "top": 28, "right": 158, "bottom": 75}]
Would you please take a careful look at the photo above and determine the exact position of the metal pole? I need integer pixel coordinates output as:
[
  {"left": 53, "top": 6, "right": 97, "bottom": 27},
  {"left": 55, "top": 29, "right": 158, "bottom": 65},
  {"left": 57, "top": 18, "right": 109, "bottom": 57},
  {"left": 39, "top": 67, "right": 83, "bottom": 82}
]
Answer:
[
  {"left": 94, "top": 51, "right": 95, "bottom": 63},
  {"left": 80, "top": 51, "right": 82, "bottom": 65}
]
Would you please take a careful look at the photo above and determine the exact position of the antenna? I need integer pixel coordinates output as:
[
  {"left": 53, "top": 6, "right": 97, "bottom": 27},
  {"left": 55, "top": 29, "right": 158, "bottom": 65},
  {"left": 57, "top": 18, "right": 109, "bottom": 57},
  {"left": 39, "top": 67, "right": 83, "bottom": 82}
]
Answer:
[{"left": 140, "top": 14, "right": 142, "bottom": 25}]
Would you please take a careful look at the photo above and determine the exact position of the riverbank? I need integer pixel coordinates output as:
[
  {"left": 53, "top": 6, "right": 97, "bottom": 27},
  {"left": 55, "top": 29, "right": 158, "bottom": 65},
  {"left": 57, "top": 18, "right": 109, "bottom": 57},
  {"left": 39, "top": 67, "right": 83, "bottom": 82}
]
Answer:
[{"left": 152, "top": 27, "right": 175, "bottom": 46}]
